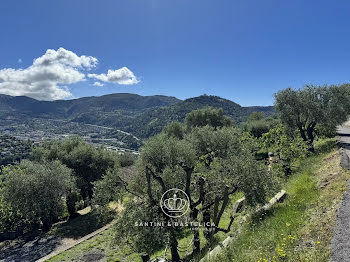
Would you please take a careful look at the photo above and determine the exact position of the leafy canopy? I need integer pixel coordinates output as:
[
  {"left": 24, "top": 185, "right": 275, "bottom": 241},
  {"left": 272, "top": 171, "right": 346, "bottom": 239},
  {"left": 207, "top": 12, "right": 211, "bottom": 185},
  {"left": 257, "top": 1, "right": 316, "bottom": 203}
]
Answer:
[
  {"left": 110, "top": 108, "right": 278, "bottom": 260},
  {"left": 274, "top": 84, "right": 350, "bottom": 150},
  {"left": 32, "top": 136, "right": 118, "bottom": 200},
  {"left": 0, "top": 160, "right": 74, "bottom": 232}
]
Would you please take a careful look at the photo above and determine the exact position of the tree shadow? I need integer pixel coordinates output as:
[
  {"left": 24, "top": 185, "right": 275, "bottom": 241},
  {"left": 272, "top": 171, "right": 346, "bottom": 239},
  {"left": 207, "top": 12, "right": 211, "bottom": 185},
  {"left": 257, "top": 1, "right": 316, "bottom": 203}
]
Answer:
[
  {"left": 49, "top": 210, "right": 115, "bottom": 239},
  {"left": 0, "top": 235, "right": 62, "bottom": 262}
]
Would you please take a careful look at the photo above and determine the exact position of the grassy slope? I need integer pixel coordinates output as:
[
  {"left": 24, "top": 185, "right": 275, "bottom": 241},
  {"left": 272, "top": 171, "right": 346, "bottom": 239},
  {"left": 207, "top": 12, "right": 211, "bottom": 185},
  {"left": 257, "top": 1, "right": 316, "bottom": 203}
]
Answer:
[
  {"left": 49, "top": 139, "right": 348, "bottom": 262},
  {"left": 209, "top": 139, "right": 349, "bottom": 262}
]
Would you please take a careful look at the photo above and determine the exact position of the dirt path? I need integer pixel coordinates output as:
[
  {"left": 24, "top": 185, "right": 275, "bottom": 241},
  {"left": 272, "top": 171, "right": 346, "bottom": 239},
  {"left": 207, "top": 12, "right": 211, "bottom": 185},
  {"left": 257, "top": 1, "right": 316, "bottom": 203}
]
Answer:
[
  {"left": 331, "top": 122, "right": 350, "bottom": 261},
  {"left": 0, "top": 222, "right": 114, "bottom": 262}
]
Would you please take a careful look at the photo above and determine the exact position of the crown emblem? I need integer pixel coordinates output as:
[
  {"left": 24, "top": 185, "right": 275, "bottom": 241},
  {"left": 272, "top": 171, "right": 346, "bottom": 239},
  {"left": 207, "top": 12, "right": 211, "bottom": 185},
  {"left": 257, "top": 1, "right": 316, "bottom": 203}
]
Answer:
[
  {"left": 160, "top": 188, "right": 190, "bottom": 218},
  {"left": 163, "top": 193, "right": 187, "bottom": 213}
]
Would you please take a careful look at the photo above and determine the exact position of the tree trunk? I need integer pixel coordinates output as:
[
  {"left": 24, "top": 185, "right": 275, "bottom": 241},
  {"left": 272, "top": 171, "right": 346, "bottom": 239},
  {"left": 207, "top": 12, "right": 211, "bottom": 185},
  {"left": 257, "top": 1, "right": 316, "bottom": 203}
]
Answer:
[
  {"left": 170, "top": 232, "right": 181, "bottom": 262},
  {"left": 190, "top": 208, "right": 201, "bottom": 257},
  {"left": 190, "top": 177, "right": 205, "bottom": 257},
  {"left": 66, "top": 192, "right": 78, "bottom": 218},
  {"left": 307, "top": 141, "right": 315, "bottom": 153},
  {"left": 203, "top": 209, "right": 211, "bottom": 240},
  {"left": 297, "top": 125, "right": 308, "bottom": 142},
  {"left": 193, "top": 230, "right": 200, "bottom": 258},
  {"left": 141, "top": 253, "right": 150, "bottom": 262},
  {"left": 306, "top": 125, "right": 315, "bottom": 153}
]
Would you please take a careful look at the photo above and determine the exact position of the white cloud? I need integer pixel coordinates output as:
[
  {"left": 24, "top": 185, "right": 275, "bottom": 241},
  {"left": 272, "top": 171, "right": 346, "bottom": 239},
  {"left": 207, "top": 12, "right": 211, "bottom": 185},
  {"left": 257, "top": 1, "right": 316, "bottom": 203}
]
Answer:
[
  {"left": 0, "top": 48, "right": 139, "bottom": 101},
  {"left": 93, "top": 81, "right": 104, "bottom": 87},
  {"left": 0, "top": 48, "right": 98, "bottom": 100},
  {"left": 88, "top": 67, "right": 139, "bottom": 85},
  {"left": 33, "top": 48, "right": 97, "bottom": 68}
]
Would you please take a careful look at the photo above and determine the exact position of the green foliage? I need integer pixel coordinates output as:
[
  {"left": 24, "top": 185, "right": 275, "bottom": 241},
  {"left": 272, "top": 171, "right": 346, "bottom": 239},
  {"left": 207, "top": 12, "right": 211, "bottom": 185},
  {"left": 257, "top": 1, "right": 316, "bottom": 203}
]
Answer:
[
  {"left": 163, "top": 121, "right": 185, "bottom": 139},
  {"left": 92, "top": 169, "right": 123, "bottom": 207},
  {"left": 101, "top": 130, "right": 143, "bottom": 150},
  {"left": 0, "top": 93, "right": 274, "bottom": 140},
  {"left": 242, "top": 112, "right": 280, "bottom": 138},
  {"left": 0, "top": 160, "right": 75, "bottom": 232},
  {"left": 207, "top": 143, "right": 341, "bottom": 262},
  {"left": 32, "top": 136, "right": 118, "bottom": 200},
  {"left": 243, "top": 120, "right": 271, "bottom": 138},
  {"left": 114, "top": 201, "right": 168, "bottom": 255},
  {"left": 260, "top": 124, "right": 308, "bottom": 164},
  {"left": 0, "top": 135, "right": 32, "bottom": 166},
  {"left": 118, "top": 152, "right": 137, "bottom": 167},
  {"left": 274, "top": 84, "right": 350, "bottom": 150},
  {"left": 187, "top": 126, "right": 275, "bottom": 205},
  {"left": 141, "top": 133, "right": 196, "bottom": 173},
  {"left": 124, "top": 95, "right": 274, "bottom": 138},
  {"left": 184, "top": 107, "right": 234, "bottom": 130},
  {"left": 248, "top": 112, "right": 265, "bottom": 121},
  {"left": 114, "top": 111, "right": 278, "bottom": 260}
]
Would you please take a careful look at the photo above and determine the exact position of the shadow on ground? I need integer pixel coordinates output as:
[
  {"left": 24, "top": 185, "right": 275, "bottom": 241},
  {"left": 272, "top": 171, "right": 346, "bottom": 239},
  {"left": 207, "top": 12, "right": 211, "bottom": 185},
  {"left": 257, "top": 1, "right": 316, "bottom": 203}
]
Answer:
[
  {"left": 49, "top": 210, "right": 114, "bottom": 239},
  {"left": 0, "top": 209, "right": 115, "bottom": 262},
  {"left": 0, "top": 235, "right": 62, "bottom": 262}
]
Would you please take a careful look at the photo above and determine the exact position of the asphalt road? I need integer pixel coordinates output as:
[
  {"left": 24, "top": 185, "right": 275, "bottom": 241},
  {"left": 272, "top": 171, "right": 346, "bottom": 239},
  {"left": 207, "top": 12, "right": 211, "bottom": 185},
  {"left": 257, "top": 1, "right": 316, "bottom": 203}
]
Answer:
[{"left": 331, "top": 124, "right": 350, "bottom": 261}]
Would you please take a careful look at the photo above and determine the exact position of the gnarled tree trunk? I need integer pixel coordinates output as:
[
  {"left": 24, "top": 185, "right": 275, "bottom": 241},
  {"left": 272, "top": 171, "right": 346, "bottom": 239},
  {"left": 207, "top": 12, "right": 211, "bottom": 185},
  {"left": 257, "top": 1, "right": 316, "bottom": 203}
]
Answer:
[{"left": 170, "top": 231, "right": 181, "bottom": 262}]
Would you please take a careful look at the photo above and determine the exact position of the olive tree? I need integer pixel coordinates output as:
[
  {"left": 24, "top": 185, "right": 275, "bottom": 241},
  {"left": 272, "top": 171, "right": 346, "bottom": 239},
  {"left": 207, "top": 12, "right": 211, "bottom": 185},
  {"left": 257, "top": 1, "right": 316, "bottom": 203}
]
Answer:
[
  {"left": 112, "top": 126, "right": 276, "bottom": 261},
  {"left": 274, "top": 84, "right": 350, "bottom": 152},
  {"left": 0, "top": 160, "right": 75, "bottom": 232},
  {"left": 184, "top": 106, "right": 233, "bottom": 130},
  {"left": 32, "top": 136, "right": 119, "bottom": 216},
  {"left": 260, "top": 124, "right": 308, "bottom": 175}
]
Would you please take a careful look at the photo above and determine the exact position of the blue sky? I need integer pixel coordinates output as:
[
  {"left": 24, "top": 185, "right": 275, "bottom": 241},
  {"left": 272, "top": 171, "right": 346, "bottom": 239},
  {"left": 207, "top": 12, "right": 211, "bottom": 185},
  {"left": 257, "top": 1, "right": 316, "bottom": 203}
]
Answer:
[{"left": 1, "top": 0, "right": 350, "bottom": 105}]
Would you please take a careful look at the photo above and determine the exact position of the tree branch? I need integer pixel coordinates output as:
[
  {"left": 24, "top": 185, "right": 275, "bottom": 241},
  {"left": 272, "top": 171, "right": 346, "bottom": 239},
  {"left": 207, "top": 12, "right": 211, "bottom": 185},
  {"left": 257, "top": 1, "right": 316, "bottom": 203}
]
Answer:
[
  {"left": 214, "top": 186, "right": 229, "bottom": 226},
  {"left": 146, "top": 166, "right": 167, "bottom": 193},
  {"left": 192, "top": 177, "right": 205, "bottom": 208},
  {"left": 180, "top": 162, "right": 194, "bottom": 205},
  {"left": 119, "top": 177, "right": 142, "bottom": 199},
  {"left": 215, "top": 197, "right": 245, "bottom": 233},
  {"left": 201, "top": 187, "right": 238, "bottom": 211},
  {"left": 145, "top": 166, "right": 156, "bottom": 206}
]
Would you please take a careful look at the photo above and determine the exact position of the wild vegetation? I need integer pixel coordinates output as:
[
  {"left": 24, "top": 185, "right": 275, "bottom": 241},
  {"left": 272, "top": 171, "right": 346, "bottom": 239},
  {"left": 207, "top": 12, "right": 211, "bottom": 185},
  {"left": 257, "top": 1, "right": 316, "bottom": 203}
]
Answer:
[
  {"left": 206, "top": 139, "right": 347, "bottom": 262},
  {"left": 275, "top": 84, "right": 350, "bottom": 152},
  {"left": 0, "top": 135, "right": 32, "bottom": 166},
  {"left": 1, "top": 84, "right": 350, "bottom": 261},
  {"left": 0, "top": 161, "right": 74, "bottom": 232}
]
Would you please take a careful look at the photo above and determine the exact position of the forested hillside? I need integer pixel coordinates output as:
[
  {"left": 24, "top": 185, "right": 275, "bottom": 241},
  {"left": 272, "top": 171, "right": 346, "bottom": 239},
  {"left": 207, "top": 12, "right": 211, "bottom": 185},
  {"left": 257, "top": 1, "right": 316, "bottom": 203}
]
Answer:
[
  {"left": 0, "top": 93, "right": 274, "bottom": 138},
  {"left": 124, "top": 95, "right": 274, "bottom": 137}
]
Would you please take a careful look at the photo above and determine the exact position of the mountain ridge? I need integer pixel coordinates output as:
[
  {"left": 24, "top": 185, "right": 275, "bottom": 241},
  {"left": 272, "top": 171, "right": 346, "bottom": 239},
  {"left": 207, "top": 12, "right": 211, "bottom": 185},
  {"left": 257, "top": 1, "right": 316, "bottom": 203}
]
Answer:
[{"left": 0, "top": 93, "right": 274, "bottom": 138}]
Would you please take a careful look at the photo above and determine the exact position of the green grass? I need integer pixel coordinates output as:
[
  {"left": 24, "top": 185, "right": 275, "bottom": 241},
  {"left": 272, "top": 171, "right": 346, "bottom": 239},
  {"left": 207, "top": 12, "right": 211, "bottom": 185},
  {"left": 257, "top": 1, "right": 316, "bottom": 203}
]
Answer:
[
  {"left": 48, "top": 208, "right": 114, "bottom": 239},
  {"left": 48, "top": 225, "right": 143, "bottom": 262},
  {"left": 206, "top": 138, "right": 349, "bottom": 262}
]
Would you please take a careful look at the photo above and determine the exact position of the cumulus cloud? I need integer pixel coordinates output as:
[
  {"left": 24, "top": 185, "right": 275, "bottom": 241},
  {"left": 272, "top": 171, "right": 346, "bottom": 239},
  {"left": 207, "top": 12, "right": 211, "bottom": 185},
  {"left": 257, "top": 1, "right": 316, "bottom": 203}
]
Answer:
[
  {"left": 0, "top": 48, "right": 98, "bottom": 100},
  {"left": 93, "top": 81, "right": 104, "bottom": 87},
  {"left": 33, "top": 48, "right": 97, "bottom": 68},
  {"left": 88, "top": 67, "right": 139, "bottom": 85},
  {"left": 0, "top": 48, "right": 139, "bottom": 101}
]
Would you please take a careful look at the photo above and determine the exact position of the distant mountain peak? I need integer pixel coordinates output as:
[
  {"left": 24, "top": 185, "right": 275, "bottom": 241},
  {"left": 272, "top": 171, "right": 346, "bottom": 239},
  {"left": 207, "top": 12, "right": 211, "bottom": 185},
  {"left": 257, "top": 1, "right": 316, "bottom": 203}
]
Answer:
[{"left": 0, "top": 93, "right": 274, "bottom": 139}]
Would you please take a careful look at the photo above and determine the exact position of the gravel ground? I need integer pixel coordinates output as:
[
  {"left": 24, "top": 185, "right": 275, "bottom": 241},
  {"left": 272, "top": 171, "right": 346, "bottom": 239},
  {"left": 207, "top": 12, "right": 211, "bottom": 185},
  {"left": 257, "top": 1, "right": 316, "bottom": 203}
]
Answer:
[
  {"left": 332, "top": 124, "right": 350, "bottom": 261},
  {"left": 331, "top": 179, "right": 350, "bottom": 262}
]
